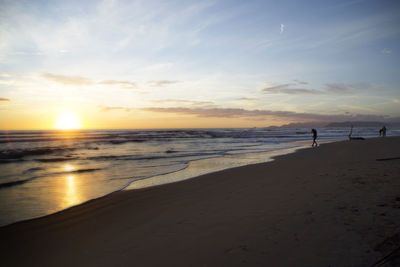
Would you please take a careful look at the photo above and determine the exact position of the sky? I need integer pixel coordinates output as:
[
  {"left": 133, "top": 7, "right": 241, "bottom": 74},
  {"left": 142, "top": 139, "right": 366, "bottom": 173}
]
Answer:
[{"left": 0, "top": 0, "right": 399, "bottom": 129}]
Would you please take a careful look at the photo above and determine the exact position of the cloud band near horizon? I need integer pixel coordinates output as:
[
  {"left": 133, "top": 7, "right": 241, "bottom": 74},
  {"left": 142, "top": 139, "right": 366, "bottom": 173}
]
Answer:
[{"left": 141, "top": 107, "right": 388, "bottom": 122}]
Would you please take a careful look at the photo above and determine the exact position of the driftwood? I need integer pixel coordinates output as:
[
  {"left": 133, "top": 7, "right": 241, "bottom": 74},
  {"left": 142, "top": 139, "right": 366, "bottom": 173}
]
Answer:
[{"left": 348, "top": 125, "right": 365, "bottom": 141}]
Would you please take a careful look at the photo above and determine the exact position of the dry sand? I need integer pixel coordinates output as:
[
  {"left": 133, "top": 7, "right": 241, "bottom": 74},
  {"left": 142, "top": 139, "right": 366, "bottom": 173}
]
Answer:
[{"left": 1, "top": 137, "right": 400, "bottom": 266}]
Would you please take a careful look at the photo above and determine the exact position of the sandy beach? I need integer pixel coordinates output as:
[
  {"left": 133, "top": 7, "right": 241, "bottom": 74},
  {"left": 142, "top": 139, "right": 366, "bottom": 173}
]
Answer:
[{"left": 1, "top": 137, "right": 399, "bottom": 266}]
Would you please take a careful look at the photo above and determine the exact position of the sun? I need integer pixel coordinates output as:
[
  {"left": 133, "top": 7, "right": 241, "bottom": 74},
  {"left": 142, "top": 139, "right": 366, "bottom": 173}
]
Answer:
[{"left": 54, "top": 112, "right": 82, "bottom": 130}]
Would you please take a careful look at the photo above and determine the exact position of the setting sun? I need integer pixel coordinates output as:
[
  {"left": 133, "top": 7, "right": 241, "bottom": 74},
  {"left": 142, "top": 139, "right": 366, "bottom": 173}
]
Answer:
[{"left": 54, "top": 112, "right": 82, "bottom": 130}]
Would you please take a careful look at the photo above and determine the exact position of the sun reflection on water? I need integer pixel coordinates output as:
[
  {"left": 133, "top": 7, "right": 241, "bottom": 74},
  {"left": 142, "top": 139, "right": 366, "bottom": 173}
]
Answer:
[
  {"left": 64, "top": 164, "right": 75, "bottom": 172},
  {"left": 64, "top": 174, "right": 80, "bottom": 207}
]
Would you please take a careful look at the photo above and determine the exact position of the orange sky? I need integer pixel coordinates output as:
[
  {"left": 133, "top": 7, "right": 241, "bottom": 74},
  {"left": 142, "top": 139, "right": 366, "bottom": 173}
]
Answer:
[{"left": 1, "top": 1, "right": 399, "bottom": 130}]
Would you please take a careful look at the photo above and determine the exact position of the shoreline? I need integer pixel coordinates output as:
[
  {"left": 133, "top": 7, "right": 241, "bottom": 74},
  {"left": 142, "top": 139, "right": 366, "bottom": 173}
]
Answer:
[
  {"left": 0, "top": 139, "right": 315, "bottom": 227},
  {"left": 124, "top": 141, "right": 311, "bottom": 190},
  {"left": 1, "top": 137, "right": 399, "bottom": 266}
]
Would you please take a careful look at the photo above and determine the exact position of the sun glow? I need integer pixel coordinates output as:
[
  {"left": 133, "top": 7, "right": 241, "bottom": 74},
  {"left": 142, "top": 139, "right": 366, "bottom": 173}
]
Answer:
[
  {"left": 64, "top": 164, "right": 75, "bottom": 172},
  {"left": 54, "top": 112, "right": 82, "bottom": 130}
]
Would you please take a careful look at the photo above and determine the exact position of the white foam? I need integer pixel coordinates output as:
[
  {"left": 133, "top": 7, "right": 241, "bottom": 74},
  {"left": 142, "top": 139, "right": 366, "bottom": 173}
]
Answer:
[{"left": 125, "top": 145, "right": 306, "bottom": 190}]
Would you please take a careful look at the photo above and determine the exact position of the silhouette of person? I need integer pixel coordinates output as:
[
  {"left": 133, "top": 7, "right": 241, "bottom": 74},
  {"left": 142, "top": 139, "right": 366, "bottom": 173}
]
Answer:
[
  {"left": 311, "top": 128, "right": 318, "bottom": 147},
  {"left": 381, "top": 126, "right": 387, "bottom": 137}
]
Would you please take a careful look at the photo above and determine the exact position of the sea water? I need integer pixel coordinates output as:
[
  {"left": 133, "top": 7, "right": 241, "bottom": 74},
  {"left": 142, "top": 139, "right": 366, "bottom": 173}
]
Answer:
[{"left": 0, "top": 127, "right": 398, "bottom": 226}]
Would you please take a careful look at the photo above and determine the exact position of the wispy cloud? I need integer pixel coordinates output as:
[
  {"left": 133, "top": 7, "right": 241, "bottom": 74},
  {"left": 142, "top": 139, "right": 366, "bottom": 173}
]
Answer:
[
  {"left": 280, "top": 23, "right": 285, "bottom": 34},
  {"left": 42, "top": 73, "right": 136, "bottom": 88},
  {"left": 261, "top": 82, "right": 323, "bottom": 95},
  {"left": 42, "top": 73, "right": 93, "bottom": 86},
  {"left": 142, "top": 106, "right": 387, "bottom": 122},
  {"left": 236, "top": 97, "right": 258, "bottom": 101},
  {"left": 148, "top": 80, "right": 179, "bottom": 87},
  {"left": 98, "top": 105, "right": 133, "bottom": 112},
  {"left": 0, "top": 80, "right": 18, "bottom": 86},
  {"left": 0, "top": 73, "right": 14, "bottom": 78},
  {"left": 292, "top": 79, "right": 308, "bottom": 85},
  {"left": 149, "top": 99, "right": 215, "bottom": 107},
  {"left": 325, "top": 82, "right": 376, "bottom": 94},
  {"left": 261, "top": 83, "right": 323, "bottom": 95},
  {"left": 324, "top": 83, "right": 355, "bottom": 94},
  {"left": 98, "top": 80, "right": 136, "bottom": 88},
  {"left": 1, "top": 1, "right": 399, "bottom": 127},
  {"left": 262, "top": 81, "right": 374, "bottom": 95}
]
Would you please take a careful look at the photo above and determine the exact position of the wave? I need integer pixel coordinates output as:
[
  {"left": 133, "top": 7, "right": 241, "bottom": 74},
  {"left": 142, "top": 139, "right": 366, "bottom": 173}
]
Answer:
[
  {"left": 0, "top": 147, "right": 76, "bottom": 160},
  {"left": 85, "top": 151, "right": 225, "bottom": 162},
  {"left": 36, "top": 157, "right": 79, "bottom": 162},
  {"left": 0, "top": 167, "right": 102, "bottom": 189},
  {"left": 108, "top": 139, "right": 146, "bottom": 144},
  {"left": 2, "top": 127, "right": 398, "bottom": 146},
  {"left": 0, "top": 129, "right": 304, "bottom": 144},
  {"left": 0, "top": 131, "right": 118, "bottom": 144},
  {"left": 0, "top": 159, "right": 25, "bottom": 164},
  {"left": 0, "top": 177, "right": 36, "bottom": 189},
  {"left": 68, "top": 168, "right": 101, "bottom": 173},
  {"left": 23, "top": 167, "right": 45, "bottom": 173}
]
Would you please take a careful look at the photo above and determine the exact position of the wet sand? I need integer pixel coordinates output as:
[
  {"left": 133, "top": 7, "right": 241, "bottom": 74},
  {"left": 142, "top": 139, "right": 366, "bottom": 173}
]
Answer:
[{"left": 1, "top": 137, "right": 400, "bottom": 266}]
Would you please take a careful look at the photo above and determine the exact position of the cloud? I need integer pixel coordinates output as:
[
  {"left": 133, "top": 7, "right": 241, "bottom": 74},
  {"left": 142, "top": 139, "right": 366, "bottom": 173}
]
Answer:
[
  {"left": 324, "top": 83, "right": 355, "bottom": 94},
  {"left": 148, "top": 80, "right": 179, "bottom": 87},
  {"left": 0, "top": 97, "right": 10, "bottom": 101},
  {"left": 262, "top": 81, "right": 373, "bottom": 95},
  {"left": 149, "top": 99, "right": 215, "bottom": 107},
  {"left": 0, "top": 80, "right": 18, "bottom": 86},
  {"left": 98, "top": 80, "right": 136, "bottom": 88},
  {"left": 142, "top": 107, "right": 291, "bottom": 118},
  {"left": 381, "top": 48, "right": 392, "bottom": 54},
  {"left": 0, "top": 73, "right": 14, "bottom": 78},
  {"left": 142, "top": 106, "right": 387, "bottom": 122},
  {"left": 292, "top": 79, "right": 309, "bottom": 85},
  {"left": 237, "top": 97, "right": 258, "bottom": 101},
  {"left": 42, "top": 73, "right": 94, "bottom": 86},
  {"left": 42, "top": 73, "right": 136, "bottom": 88},
  {"left": 98, "top": 105, "right": 133, "bottom": 112},
  {"left": 41, "top": 74, "right": 179, "bottom": 89},
  {"left": 324, "top": 82, "right": 373, "bottom": 94},
  {"left": 280, "top": 23, "right": 285, "bottom": 34},
  {"left": 261, "top": 83, "right": 323, "bottom": 95}
]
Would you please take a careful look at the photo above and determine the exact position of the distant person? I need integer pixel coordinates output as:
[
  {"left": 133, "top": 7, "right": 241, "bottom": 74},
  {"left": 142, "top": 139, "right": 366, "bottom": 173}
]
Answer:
[
  {"left": 311, "top": 128, "right": 318, "bottom": 147},
  {"left": 380, "top": 126, "right": 387, "bottom": 137}
]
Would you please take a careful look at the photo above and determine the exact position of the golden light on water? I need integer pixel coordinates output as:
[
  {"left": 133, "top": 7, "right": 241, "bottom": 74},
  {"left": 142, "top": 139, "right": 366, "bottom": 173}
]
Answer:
[
  {"left": 54, "top": 111, "right": 82, "bottom": 130},
  {"left": 65, "top": 174, "right": 80, "bottom": 207},
  {"left": 64, "top": 164, "right": 75, "bottom": 172}
]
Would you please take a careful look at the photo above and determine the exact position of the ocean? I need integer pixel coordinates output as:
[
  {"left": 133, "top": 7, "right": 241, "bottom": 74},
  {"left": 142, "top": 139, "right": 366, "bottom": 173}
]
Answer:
[{"left": 0, "top": 127, "right": 398, "bottom": 226}]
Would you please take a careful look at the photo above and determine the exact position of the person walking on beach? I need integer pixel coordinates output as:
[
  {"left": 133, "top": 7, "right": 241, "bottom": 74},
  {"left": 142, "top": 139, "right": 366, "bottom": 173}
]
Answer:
[
  {"left": 380, "top": 126, "right": 387, "bottom": 137},
  {"left": 311, "top": 128, "right": 318, "bottom": 147}
]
